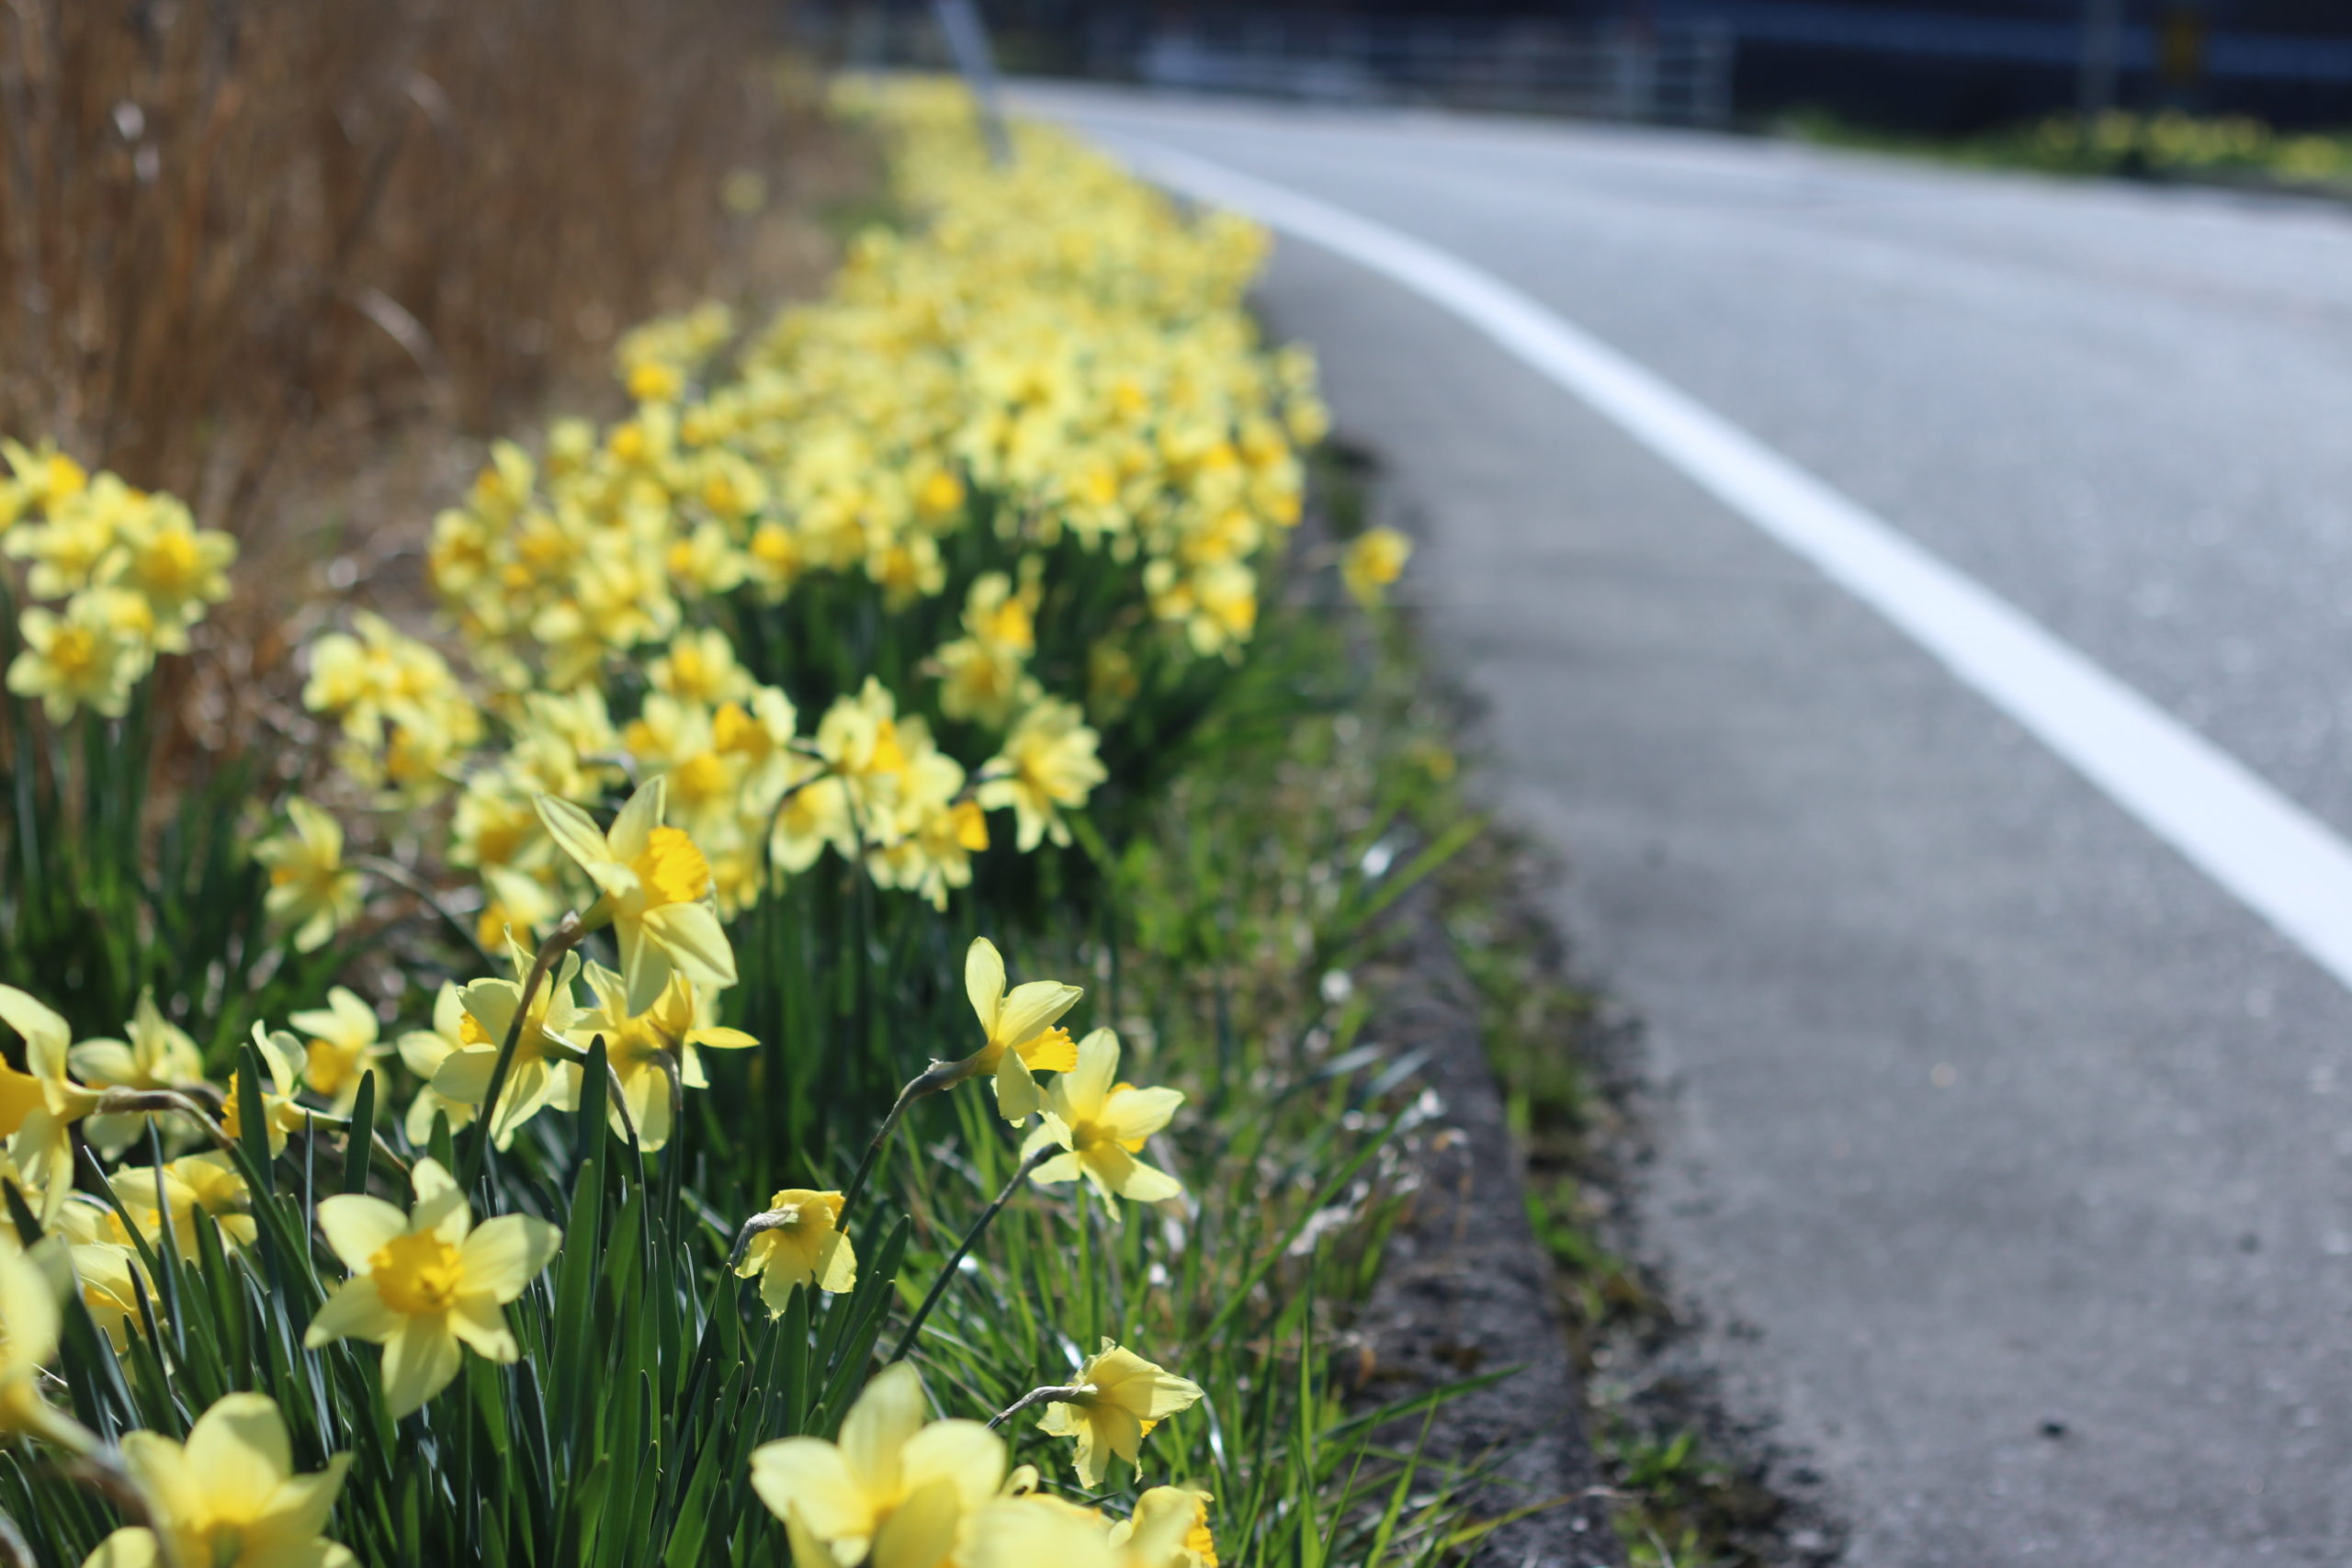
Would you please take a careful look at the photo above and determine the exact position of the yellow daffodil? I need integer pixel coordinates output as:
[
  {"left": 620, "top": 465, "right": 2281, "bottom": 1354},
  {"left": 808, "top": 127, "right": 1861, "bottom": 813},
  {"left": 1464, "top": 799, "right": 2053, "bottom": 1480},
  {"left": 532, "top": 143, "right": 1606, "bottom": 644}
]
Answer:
[
  {"left": 732, "top": 1189, "right": 855, "bottom": 1314},
  {"left": 429, "top": 943, "right": 587, "bottom": 1149},
  {"left": 1022, "top": 1029, "right": 1183, "bottom": 1205},
  {"left": 288, "top": 987, "right": 388, "bottom": 1115},
  {"left": 649, "top": 626, "right": 754, "bottom": 706},
  {"left": 51, "top": 1202, "right": 145, "bottom": 1352},
  {"left": 0, "top": 1236, "right": 96, "bottom": 1452},
  {"left": 572, "top": 963, "right": 755, "bottom": 1150},
  {"left": 537, "top": 777, "right": 739, "bottom": 1012},
  {"left": 965, "top": 1495, "right": 1118, "bottom": 1568},
  {"left": 220, "top": 1024, "right": 315, "bottom": 1157},
  {"left": 113, "top": 1151, "right": 259, "bottom": 1253},
  {"left": 254, "top": 797, "right": 364, "bottom": 953},
  {"left": 396, "top": 982, "right": 481, "bottom": 1145},
  {"left": 1340, "top": 525, "right": 1412, "bottom": 607},
  {"left": 957, "top": 937, "right": 1081, "bottom": 1123},
  {"left": 98, "top": 492, "right": 235, "bottom": 647},
  {"left": 1035, "top": 1340, "right": 1204, "bottom": 1488},
  {"left": 6, "top": 595, "right": 141, "bottom": 722},
  {"left": 305, "top": 1157, "right": 560, "bottom": 1417},
  {"left": 68, "top": 989, "right": 205, "bottom": 1157},
  {"left": 750, "top": 1363, "right": 1003, "bottom": 1566},
  {"left": 977, "top": 697, "right": 1106, "bottom": 852},
  {"left": 80, "top": 1393, "right": 356, "bottom": 1568},
  {"left": 0, "top": 986, "right": 100, "bottom": 1220},
  {"left": 1111, "top": 1487, "right": 1218, "bottom": 1568}
]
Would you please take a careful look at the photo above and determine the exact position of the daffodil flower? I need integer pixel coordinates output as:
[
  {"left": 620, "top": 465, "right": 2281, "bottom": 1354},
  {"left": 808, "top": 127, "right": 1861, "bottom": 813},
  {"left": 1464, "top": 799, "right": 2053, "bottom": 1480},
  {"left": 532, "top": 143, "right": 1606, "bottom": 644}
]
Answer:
[
  {"left": 1035, "top": 1340, "right": 1204, "bottom": 1488},
  {"left": 288, "top": 986, "right": 388, "bottom": 1115},
  {"left": 732, "top": 1189, "right": 856, "bottom": 1314},
  {"left": 573, "top": 963, "right": 756, "bottom": 1151},
  {"left": 80, "top": 1393, "right": 355, "bottom": 1568},
  {"left": 1340, "top": 525, "right": 1412, "bottom": 607},
  {"left": 254, "top": 797, "right": 364, "bottom": 953},
  {"left": 113, "top": 1152, "right": 258, "bottom": 1253},
  {"left": 0, "top": 986, "right": 101, "bottom": 1220},
  {"left": 537, "top": 777, "right": 738, "bottom": 1013},
  {"left": 395, "top": 982, "right": 482, "bottom": 1145},
  {"left": 1021, "top": 1029, "right": 1184, "bottom": 1205},
  {"left": 304, "top": 1157, "right": 560, "bottom": 1418},
  {"left": 428, "top": 940, "right": 588, "bottom": 1149},
  {"left": 221, "top": 1024, "right": 318, "bottom": 1158},
  {"left": 1110, "top": 1487, "right": 1219, "bottom": 1568},
  {"left": 976, "top": 697, "right": 1105, "bottom": 852},
  {"left": 68, "top": 989, "right": 206, "bottom": 1157},
  {"left": 750, "top": 1362, "right": 1003, "bottom": 1567},
  {"left": 957, "top": 936, "right": 1081, "bottom": 1123},
  {"left": 0, "top": 1236, "right": 97, "bottom": 1453}
]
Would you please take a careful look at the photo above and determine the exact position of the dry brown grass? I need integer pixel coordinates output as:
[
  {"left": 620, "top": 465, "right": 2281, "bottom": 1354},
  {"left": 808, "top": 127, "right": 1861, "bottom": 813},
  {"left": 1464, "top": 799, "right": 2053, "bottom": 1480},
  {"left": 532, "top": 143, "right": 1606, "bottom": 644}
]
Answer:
[{"left": 0, "top": 0, "right": 852, "bottom": 538}]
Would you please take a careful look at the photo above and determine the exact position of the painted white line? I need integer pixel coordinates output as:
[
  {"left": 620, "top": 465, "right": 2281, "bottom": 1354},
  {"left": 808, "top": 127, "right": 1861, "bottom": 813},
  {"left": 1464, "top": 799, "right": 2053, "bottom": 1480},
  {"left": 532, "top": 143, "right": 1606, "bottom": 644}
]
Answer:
[{"left": 1112, "top": 135, "right": 2352, "bottom": 994}]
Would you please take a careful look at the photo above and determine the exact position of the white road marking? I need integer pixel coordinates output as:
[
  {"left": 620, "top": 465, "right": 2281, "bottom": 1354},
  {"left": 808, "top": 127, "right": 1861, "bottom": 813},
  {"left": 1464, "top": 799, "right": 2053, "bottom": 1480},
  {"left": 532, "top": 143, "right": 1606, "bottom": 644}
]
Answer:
[{"left": 1111, "top": 135, "right": 2352, "bottom": 995}]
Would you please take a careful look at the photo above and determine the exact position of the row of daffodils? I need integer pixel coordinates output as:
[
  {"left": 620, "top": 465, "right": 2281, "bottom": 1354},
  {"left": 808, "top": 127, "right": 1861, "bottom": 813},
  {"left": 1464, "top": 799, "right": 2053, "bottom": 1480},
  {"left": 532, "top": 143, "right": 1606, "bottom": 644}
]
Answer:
[{"left": 0, "top": 78, "right": 1414, "bottom": 1568}]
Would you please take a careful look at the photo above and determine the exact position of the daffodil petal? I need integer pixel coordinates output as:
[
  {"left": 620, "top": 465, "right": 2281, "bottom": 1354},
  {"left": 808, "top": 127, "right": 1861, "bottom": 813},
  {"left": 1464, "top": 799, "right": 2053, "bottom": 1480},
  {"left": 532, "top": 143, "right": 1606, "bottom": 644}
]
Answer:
[
  {"left": 313, "top": 1196, "right": 407, "bottom": 1274},
  {"left": 749, "top": 1438, "right": 867, "bottom": 1542},
  {"left": 303, "top": 1276, "right": 399, "bottom": 1348},
  {"left": 458, "top": 1213, "right": 560, "bottom": 1302},
  {"left": 379, "top": 1314, "right": 462, "bottom": 1418},
  {"left": 964, "top": 938, "right": 1006, "bottom": 1030}
]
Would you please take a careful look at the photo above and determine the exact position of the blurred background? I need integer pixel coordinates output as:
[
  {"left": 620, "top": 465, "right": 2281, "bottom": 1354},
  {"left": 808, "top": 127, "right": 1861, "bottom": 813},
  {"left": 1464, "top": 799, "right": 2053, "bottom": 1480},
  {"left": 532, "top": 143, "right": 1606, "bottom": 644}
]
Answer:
[{"left": 797, "top": 0, "right": 2352, "bottom": 137}]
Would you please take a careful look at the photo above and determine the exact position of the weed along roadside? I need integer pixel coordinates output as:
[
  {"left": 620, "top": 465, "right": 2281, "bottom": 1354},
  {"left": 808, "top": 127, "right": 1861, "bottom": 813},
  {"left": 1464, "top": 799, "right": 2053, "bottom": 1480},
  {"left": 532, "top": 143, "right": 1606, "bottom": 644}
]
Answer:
[{"left": 0, "top": 73, "right": 1641, "bottom": 1568}]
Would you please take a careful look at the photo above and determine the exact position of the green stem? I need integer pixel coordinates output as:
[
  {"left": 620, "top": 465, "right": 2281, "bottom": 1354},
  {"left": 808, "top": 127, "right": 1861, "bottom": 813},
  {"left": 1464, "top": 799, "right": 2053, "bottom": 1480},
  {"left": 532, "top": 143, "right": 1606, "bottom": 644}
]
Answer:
[
  {"left": 888, "top": 1145, "right": 1050, "bottom": 1363},
  {"left": 353, "top": 854, "right": 496, "bottom": 972},
  {"left": 839, "top": 1059, "right": 963, "bottom": 1218},
  {"left": 458, "top": 913, "right": 585, "bottom": 1190}
]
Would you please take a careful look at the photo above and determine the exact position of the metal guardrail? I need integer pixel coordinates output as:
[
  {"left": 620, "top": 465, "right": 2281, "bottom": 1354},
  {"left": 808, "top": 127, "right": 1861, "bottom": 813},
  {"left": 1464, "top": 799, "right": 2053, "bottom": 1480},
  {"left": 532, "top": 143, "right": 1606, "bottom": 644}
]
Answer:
[{"left": 803, "top": 6, "right": 1737, "bottom": 131}]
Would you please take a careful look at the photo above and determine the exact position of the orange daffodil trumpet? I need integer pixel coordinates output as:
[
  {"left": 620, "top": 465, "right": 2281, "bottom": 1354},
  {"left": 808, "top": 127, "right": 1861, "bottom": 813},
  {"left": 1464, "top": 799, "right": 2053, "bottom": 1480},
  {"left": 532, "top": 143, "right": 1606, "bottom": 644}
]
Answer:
[
  {"left": 537, "top": 776, "right": 739, "bottom": 1013},
  {"left": 304, "top": 1156, "right": 560, "bottom": 1417}
]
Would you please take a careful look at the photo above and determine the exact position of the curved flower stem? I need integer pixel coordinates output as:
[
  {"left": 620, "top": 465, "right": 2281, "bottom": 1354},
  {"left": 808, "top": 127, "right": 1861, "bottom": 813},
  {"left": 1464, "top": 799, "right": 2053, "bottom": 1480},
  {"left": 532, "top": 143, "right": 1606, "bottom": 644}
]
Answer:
[
  {"left": 458, "top": 913, "right": 586, "bottom": 1190},
  {"left": 839, "top": 1059, "right": 966, "bottom": 1219},
  {"left": 888, "top": 1145, "right": 1052, "bottom": 1363},
  {"left": 985, "top": 1382, "right": 1090, "bottom": 1430},
  {"left": 353, "top": 854, "right": 497, "bottom": 973}
]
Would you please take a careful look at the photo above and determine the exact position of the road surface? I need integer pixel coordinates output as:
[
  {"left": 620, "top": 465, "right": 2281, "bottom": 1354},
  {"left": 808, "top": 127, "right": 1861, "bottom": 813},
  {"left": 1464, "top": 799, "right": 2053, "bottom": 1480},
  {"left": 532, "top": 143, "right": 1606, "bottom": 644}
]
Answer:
[{"left": 1022, "top": 84, "right": 2352, "bottom": 1566}]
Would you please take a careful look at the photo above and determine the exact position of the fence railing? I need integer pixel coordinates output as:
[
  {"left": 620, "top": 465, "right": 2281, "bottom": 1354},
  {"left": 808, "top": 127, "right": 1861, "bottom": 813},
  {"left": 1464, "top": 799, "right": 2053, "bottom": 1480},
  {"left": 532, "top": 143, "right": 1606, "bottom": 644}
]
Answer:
[{"left": 800, "top": 6, "right": 1739, "bottom": 131}]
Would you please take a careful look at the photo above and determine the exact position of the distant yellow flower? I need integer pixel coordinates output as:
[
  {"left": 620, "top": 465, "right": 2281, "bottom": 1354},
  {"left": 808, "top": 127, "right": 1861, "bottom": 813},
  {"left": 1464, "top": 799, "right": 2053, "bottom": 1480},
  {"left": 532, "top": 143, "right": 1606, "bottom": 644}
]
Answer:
[
  {"left": 750, "top": 1362, "right": 1004, "bottom": 1566},
  {"left": 977, "top": 697, "right": 1105, "bottom": 852},
  {"left": 99, "top": 492, "right": 234, "bottom": 647},
  {"left": 6, "top": 596, "right": 141, "bottom": 722},
  {"left": 1341, "top": 526, "right": 1412, "bottom": 606},
  {"left": 572, "top": 963, "right": 756, "bottom": 1150},
  {"left": 68, "top": 988, "right": 205, "bottom": 1157},
  {"left": 288, "top": 986, "right": 388, "bottom": 1115},
  {"left": 649, "top": 626, "right": 754, "bottom": 706},
  {"left": 112, "top": 1152, "right": 258, "bottom": 1253},
  {"left": 220, "top": 1023, "right": 316, "bottom": 1157},
  {"left": 1035, "top": 1340, "right": 1204, "bottom": 1488},
  {"left": 304, "top": 1157, "right": 560, "bottom": 1417},
  {"left": 732, "top": 1189, "right": 855, "bottom": 1314},
  {"left": 958, "top": 937, "right": 1081, "bottom": 1123},
  {"left": 0, "top": 987, "right": 100, "bottom": 1220},
  {"left": 396, "top": 982, "right": 481, "bottom": 1145},
  {"left": 1023, "top": 1029, "right": 1184, "bottom": 1206},
  {"left": 254, "top": 797, "right": 364, "bottom": 953},
  {"left": 80, "top": 1393, "right": 355, "bottom": 1568},
  {"left": 429, "top": 943, "right": 587, "bottom": 1149},
  {"left": 538, "top": 777, "right": 739, "bottom": 1012}
]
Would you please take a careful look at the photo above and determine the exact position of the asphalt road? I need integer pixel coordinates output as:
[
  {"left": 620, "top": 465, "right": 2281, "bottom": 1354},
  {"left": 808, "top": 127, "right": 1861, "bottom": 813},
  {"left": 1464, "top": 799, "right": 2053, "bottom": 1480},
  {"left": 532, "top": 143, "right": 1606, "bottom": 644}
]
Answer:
[{"left": 1020, "top": 85, "right": 2352, "bottom": 1566}]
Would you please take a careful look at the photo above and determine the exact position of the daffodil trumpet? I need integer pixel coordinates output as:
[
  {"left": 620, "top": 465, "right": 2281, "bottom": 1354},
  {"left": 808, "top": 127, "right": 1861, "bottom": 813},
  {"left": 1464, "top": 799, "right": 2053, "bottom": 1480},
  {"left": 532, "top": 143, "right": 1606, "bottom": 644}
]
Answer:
[
  {"left": 887, "top": 1144, "right": 1054, "bottom": 1363},
  {"left": 457, "top": 911, "right": 586, "bottom": 1189}
]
